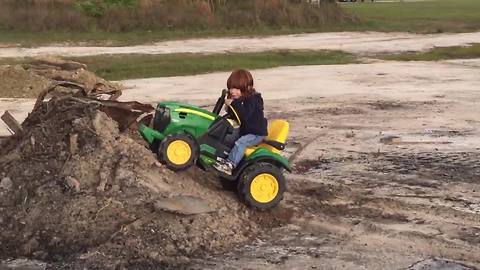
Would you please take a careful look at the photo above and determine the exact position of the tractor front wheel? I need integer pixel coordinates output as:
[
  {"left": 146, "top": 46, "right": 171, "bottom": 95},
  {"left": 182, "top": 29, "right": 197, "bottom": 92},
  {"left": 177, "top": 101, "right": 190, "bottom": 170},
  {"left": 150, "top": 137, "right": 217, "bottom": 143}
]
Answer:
[
  {"left": 237, "top": 162, "right": 286, "bottom": 210},
  {"left": 159, "top": 134, "right": 198, "bottom": 171}
]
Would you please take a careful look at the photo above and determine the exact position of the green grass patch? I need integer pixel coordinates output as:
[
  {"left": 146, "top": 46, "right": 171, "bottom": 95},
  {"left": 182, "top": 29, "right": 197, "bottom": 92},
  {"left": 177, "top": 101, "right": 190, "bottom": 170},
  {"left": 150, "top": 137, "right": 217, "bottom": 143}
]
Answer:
[
  {"left": 66, "top": 50, "right": 357, "bottom": 81},
  {"left": 380, "top": 44, "right": 480, "bottom": 61},
  {"left": 340, "top": 0, "right": 480, "bottom": 33},
  {"left": 0, "top": 50, "right": 357, "bottom": 81}
]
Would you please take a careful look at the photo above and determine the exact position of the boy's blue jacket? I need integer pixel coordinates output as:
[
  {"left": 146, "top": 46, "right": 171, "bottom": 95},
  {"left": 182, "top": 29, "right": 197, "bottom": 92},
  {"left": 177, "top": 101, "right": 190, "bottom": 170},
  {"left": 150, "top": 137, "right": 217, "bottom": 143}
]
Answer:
[{"left": 230, "top": 93, "right": 268, "bottom": 136}]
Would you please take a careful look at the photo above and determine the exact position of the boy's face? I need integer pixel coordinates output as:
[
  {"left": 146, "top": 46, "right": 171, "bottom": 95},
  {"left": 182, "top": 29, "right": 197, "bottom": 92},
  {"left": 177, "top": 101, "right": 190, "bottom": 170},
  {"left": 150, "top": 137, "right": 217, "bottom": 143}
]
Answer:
[{"left": 229, "top": 88, "right": 242, "bottom": 99}]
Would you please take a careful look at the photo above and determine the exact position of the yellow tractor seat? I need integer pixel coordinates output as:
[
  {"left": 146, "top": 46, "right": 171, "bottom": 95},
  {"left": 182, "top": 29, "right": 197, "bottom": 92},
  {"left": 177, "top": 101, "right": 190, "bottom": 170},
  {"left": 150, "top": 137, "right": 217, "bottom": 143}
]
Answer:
[{"left": 245, "top": 119, "right": 289, "bottom": 157}]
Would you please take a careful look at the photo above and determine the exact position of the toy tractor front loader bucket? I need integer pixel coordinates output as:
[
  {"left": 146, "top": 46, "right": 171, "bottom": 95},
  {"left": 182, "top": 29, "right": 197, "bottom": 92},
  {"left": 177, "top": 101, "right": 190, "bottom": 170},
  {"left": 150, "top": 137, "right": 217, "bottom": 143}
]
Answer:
[{"left": 97, "top": 99, "right": 155, "bottom": 132}]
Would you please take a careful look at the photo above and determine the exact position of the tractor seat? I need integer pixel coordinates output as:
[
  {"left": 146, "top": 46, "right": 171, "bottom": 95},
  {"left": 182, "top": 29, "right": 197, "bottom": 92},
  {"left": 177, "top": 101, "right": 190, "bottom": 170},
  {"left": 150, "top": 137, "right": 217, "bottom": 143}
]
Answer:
[{"left": 244, "top": 119, "right": 289, "bottom": 157}]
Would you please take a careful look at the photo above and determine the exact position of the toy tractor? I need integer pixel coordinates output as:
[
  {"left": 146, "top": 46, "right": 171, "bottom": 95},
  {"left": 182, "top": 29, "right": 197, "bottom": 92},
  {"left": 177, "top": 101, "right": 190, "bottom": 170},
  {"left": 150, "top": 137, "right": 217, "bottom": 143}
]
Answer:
[{"left": 138, "top": 90, "right": 290, "bottom": 210}]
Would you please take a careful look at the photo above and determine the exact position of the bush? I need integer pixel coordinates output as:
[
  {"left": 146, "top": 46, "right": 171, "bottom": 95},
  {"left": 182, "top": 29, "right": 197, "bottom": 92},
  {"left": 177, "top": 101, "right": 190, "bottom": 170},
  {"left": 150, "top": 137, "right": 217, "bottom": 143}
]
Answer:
[
  {"left": 73, "top": 0, "right": 137, "bottom": 17},
  {"left": 0, "top": 0, "right": 348, "bottom": 32},
  {"left": 0, "top": 0, "right": 89, "bottom": 31}
]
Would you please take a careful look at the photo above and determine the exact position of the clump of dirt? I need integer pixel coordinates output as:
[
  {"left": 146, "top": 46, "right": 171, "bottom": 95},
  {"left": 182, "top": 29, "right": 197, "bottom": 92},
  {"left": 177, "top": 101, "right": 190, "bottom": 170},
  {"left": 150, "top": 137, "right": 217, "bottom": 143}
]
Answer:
[
  {"left": 0, "top": 97, "right": 286, "bottom": 268},
  {"left": 294, "top": 157, "right": 332, "bottom": 174},
  {"left": 293, "top": 156, "right": 356, "bottom": 174},
  {"left": 366, "top": 100, "right": 411, "bottom": 110},
  {"left": 364, "top": 100, "right": 439, "bottom": 111},
  {"left": 0, "top": 57, "right": 122, "bottom": 99}
]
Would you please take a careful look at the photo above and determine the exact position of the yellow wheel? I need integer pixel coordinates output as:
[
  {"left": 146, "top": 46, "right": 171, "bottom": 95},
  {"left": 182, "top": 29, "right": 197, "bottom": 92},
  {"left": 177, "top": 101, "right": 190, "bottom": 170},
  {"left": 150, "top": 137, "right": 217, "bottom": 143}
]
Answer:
[
  {"left": 159, "top": 134, "right": 198, "bottom": 171},
  {"left": 238, "top": 163, "right": 286, "bottom": 210},
  {"left": 250, "top": 173, "right": 279, "bottom": 203},
  {"left": 166, "top": 140, "right": 192, "bottom": 166}
]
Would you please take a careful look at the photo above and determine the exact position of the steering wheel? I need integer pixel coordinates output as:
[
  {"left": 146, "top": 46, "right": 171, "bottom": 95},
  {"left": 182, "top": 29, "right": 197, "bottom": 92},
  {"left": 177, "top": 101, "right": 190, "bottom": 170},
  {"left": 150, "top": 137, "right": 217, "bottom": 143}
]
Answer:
[
  {"left": 226, "top": 104, "right": 242, "bottom": 126},
  {"left": 212, "top": 89, "right": 228, "bottom": 115}
]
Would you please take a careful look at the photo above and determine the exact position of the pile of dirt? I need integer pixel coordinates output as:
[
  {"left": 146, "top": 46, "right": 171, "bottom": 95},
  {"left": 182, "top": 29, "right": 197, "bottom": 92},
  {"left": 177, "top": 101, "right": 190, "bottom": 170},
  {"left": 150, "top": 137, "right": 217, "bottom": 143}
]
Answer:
[
  {"left": 0, "top": 57, "right": 122, "bottom": 99},
  {"left": 0, "top": 64, "right": 51, "bottom": 98},
  {"left": 0, "top": 97, "right": 287, "bottom": 269}
]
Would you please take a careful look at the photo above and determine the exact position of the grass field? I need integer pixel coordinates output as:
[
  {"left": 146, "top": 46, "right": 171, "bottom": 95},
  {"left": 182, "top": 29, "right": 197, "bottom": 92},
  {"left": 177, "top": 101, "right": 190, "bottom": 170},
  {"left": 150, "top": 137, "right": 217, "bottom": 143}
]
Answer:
[
  {"left": 73, "top": 50, "right": 357, "bottom": 81},
  {"left": 380, "top": 44, "right": 480, "bottom": 61},
  {"left": 0, "top": 50, "right": 357, "bottom": 83},
  {"left": 340, "top": 0, "right": 480, "bottom": 33}
]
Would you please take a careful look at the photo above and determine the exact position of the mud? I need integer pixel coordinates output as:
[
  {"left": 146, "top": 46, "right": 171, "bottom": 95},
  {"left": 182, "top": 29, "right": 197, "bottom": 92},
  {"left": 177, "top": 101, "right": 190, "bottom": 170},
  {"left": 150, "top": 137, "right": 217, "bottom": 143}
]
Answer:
[{"left": 0, "top": 98, "right": 289, "bottom": 269}]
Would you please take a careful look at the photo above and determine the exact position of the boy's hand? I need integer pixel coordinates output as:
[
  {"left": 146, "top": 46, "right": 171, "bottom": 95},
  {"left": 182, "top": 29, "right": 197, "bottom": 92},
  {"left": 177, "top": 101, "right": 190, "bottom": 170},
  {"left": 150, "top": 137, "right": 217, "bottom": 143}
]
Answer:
[{"left": 225, "top": 99, "right": 233, "bottom": 107}]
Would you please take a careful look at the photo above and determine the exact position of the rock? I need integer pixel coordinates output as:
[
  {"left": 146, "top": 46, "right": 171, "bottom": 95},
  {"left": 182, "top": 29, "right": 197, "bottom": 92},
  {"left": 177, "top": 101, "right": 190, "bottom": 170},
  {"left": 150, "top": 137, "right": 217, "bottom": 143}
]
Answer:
[
  {"left": 154, "top": 195, "right": 215, "bottom": 215},
  {"left": 66, "top": 176, "right": 80, "bottom": 192},
  {"left": 407, "top": 258, "right": 476, "bottom": 270},
  {"left": 0, "top": 177, "right": 13, "bottom": 190},
  {"left": 69, "top": 133, "right": 78, "bottom": 154},
  {"left": 0, "top": 259, "right": 46, "bottom": 270},
  {"left": 22, "top": 238, "right": 40, "bottom": 255},
  {"left": 48, "top": 236, "right": 61, "bottom": 246},
  {"left": 380, "top": 135, "right": 402, "bottom": 144}
]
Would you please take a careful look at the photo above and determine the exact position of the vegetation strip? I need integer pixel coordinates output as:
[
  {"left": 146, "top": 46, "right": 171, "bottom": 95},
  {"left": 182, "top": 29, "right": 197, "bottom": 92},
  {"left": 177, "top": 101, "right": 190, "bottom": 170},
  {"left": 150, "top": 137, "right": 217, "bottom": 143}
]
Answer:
[
  {"left": 68, "top": 50, "right": 358, "bottom": 81},
  {"left": 379, "top": 44, "right": 480, "bottom": 61},
  {"left": 340, "top": 0, "right": 480, "bottom": 33}
]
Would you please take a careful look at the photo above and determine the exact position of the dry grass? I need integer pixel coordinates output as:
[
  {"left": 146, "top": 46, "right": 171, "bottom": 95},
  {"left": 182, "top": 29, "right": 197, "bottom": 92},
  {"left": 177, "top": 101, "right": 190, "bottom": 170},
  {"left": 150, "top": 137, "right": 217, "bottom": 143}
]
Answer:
[
  {"left": 0, "top": 0, "right": 89, "bottom": 31},
  {"left": 0, "top": 0, "right": 346, "bottom": 32}
]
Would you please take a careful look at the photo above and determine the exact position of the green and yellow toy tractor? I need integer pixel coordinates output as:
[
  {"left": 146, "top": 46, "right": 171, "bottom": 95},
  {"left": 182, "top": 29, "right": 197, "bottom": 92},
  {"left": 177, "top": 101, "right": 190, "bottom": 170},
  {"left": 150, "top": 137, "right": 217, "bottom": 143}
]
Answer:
[{"left": 138, "top": 90, "right": 290, "bottom": 210}]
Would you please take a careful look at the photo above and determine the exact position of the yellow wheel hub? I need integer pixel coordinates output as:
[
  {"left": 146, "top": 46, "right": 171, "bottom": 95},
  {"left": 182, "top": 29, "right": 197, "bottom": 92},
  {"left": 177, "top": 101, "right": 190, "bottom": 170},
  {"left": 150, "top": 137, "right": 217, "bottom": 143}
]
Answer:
[
  {"left": 166, "top": 140, "right": 192, "bottom": 165},
  {"left": 250, "top": 173, "right": 279, "bottom": 203}
]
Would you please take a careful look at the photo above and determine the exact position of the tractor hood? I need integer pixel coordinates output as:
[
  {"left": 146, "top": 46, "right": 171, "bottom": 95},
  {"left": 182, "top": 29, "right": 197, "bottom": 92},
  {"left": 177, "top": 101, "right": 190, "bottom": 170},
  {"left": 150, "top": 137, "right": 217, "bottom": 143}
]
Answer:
[
  {"left": 159, "top": 102, "right": 218, "bottom": 120},
  {"left": 139, "top": 101, "right": 220, "bottom": 145}
]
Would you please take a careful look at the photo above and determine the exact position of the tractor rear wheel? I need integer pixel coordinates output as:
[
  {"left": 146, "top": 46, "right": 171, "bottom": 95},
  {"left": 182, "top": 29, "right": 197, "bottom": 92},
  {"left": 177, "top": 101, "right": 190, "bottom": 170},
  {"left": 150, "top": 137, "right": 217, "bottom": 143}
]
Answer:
[
  {"left": 237, "top": 162, "right": 286, "bottom": 210},
  {"left": 159, "top": 134, "right": 198, "bottom": 171}
]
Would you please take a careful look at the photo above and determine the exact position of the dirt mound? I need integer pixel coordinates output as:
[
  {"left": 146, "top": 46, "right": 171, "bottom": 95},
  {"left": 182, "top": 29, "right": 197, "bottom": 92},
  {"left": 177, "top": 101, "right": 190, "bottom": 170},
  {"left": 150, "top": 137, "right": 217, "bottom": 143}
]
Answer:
[
  {"left": 0, "top": 57, "right": 122, "bottom": 99},
  {"left": 0, "top": 97, "right": 287, "bottom": 268},
  {"left": 0, "top": 65, "right": 51, "bottom": 98}
]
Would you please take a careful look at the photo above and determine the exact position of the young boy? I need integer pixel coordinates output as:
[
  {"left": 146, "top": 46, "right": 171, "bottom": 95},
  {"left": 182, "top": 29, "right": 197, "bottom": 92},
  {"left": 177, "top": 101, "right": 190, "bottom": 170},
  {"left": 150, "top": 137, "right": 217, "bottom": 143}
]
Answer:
[{"left": 214, "top": 69, "right": 268, "bottom": 175}]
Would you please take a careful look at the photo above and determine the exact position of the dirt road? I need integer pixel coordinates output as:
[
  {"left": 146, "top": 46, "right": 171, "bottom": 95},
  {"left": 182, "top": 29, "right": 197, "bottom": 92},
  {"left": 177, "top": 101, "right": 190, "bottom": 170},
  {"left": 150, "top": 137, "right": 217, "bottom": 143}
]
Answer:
[{"left": 0, "top": 31, "right": 479, "bottom": 58}]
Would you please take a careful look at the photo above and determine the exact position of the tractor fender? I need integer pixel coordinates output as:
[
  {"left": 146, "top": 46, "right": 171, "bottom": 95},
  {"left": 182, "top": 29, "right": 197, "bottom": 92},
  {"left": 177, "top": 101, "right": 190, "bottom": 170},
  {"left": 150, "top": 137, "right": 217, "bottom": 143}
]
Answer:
[
  {"left": 245, "top": 148, "right": 291, "bottom": 172},
  {"left": 219, "top": 151, "right": 291, "bottom": 182},
  {"left": 249, "top": 156, "right": 292, "bottom": 173}
]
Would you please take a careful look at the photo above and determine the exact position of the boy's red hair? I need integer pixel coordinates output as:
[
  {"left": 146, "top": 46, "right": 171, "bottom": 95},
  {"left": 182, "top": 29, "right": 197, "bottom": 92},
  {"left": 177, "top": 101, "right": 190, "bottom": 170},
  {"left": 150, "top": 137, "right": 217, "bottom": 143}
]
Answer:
[{"left": 227, "top": 69, "right": 256, "bottom": 98}]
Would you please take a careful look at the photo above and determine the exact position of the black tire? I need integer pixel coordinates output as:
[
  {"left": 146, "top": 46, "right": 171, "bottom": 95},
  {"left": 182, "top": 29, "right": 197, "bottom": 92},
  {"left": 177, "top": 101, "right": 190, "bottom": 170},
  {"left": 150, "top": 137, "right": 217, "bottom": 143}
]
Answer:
[
  {"left": 150, "top": 139, "right": 160, "bottom": 153},
  {"left": 158, "top": 134, "right": 198, "bottom": 171},
  {"left": 219, "top": 177, "right": 238, "bottom": 191},
  {"left": 237, "top": 162, "right": 286, "bottom": 210}
]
